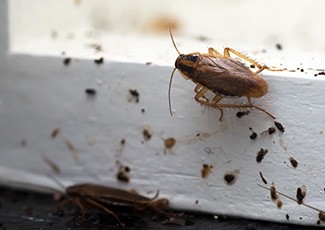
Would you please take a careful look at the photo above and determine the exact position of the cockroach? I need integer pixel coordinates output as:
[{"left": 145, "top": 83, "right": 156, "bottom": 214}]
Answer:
[
  {"left": 168, "top": 25, "right": 285, "bottom": 121},
  {"left": 52, "top": 180, "right": 169, "bottom": 227}
]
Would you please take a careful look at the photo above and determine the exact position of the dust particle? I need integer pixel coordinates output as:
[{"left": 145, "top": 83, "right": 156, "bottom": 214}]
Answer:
[
  {"left": 259, "top": 171, "right": 267, "bottom": 184},
  {"left": 116, "top": 164, "right": 130, "bottom": 183},
  {"left": 256, "top": 148, "right": 268, "bottom": 163},
  {"left": 286, "top": 214, "right": 289, "bottom": 220},
  {"left": 274, "top": 121, "right": 285, "bottom": 132},
  {"left": 296, "top": 186, "right": 307, "bottom": 204},
  {"left": 85, "top": 88, "right": 97, "bottom": 96},
  {"left": 224, "top": 170, "right": 239, "bottom": 185},
  {"left": 201, "top": 164, "right": 213, "bottom": 178},
  {"left": 128, "top": 89, "right": 140, "bottom": 103},
  {"left": 63, "top": 57, "right": 71, "bottom": 66},
  {"left": 164, "top": 137, "right": 176, "bottom": 149},
  {"left": 143, "top": 129, "right": 152, "bottom": 141},
  {"left": 250, "top": 132, "right": 257, "bottom": 140},
  {"left": 51, "top": 128, "right": 60, "bottom": 139},
  {"left": 319, "top": 211, "right": 325, "bottom": 221},
  {"left": 270, "top": 184, "right": 278, "bottom": 200},
  {"left": 236, "top": 111, "right": 250, "bottom": 118},
  {"left": 94, "top": 57, "right": 104, "bottom": 65},
  {"left": 289, "top": 157, "right": 298, "bottom": 168},
  {"left": 116, "top": 171, "right": 129, "bottom": 183},
  {"left": 276, "top": 43, "right": 283, "bottom": 50},
  {"left": 268, "top": 127, "right": 276, "bottom": 135}
]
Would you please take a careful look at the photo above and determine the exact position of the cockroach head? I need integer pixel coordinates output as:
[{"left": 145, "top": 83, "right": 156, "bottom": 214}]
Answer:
[{"left": 175, "top": 54, "right": 199, "bottom": 75}]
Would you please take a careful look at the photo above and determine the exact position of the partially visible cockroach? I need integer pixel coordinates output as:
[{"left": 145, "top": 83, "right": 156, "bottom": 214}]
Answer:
[
  {"left": 258, "top": 184, "right": 325, "bottom": 223},
  {"left": 168, "top": 25, "right": 285, "bottom": 121},
  {"left": 52, "top": 180, "right": 169, "bottom": 227}
]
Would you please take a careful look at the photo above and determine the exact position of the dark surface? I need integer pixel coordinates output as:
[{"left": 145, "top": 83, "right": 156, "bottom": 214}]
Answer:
[{"left": 0, "top": 186, "right": 320, "bottom": 229}]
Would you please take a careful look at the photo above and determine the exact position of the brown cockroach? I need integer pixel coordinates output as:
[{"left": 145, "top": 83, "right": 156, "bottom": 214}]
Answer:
[
  {"left": 53, "top": 180, "right": 169, "bottom": 226},
  {"left": 168, "top": 26, "right": 285, "bottom": 121}
]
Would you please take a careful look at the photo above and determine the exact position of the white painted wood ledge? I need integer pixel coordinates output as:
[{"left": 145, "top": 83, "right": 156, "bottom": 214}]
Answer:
[{"left": 0, "top": 0, "right": 325, "bottom": 226}]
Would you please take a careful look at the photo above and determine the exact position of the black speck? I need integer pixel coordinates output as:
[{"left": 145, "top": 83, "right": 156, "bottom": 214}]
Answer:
[
  {"left": 276, "top": 43, "right": 282, "bottom": 50},
  {"left": 196, "top": 133, "right": 200, "bottom": 137},
  {"left": 300, "top": 69, "right": 304, "bottom": 72},
  {"left": 120, "top": 139, "right": 125, "bottom": 145},
  {"left": 145, "top": 62, "right": 152, "bottom": 66},
  {"left": 259, "top": 171, "right": 267, "bottom": 184},
  {"left": 85, "top": 88, "right": 96, "bottom": 96},
  {"left": 143, "top": 129, "right": 152, "bottom": 141},
  {"left": 286, "top": 214, "right": 289, "bottom": 220},
  {"left": 250, "top": 64, "right": 255, "bottom": 69},
  {"left": 274, "top": 121, "right": 285, "bottom": 132},
  {"left": 141, "top": 108, "right": 145, "bottom": 113},
  {"left": 224, "top": 174, "right": 235, "bottom": 184},
  {"left": 116, "top": 171, "right": 129, "bottom": 183},
  {"left": 94, "top": 57, "right": 104, "bottom": 65},
  {"left": 268, "top": 127, "right": 276, "bottom": 135},
  {"left": 256, "top": 148, "right": 268, "bottom": 163},
  {"left": 296, "top": 187, "right": 305, "bottom": 204},
  {"left": 124, "top": 166, "right": 130, "bottom": 172},
  {"left": 129, "top": 89, "right": 140, "bottom": 103},
  {"left": 319, "top": 71, "right": 325, "bottom": 76},
  {"left": 63, "top": 57, "right": 71, "bottom": 66},
  {"left": 289, "top": 157, "right": 298, "bottom": 168},
  {"left": 237, "top": 111, "right": 250, "bottom": 118},
  {"left": 250, "top": 132, "right": 257, "bottom": 140}
]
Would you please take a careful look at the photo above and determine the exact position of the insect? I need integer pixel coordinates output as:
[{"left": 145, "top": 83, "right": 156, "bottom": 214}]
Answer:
[
  {"left": 52, "top": 180, "right": 169, "bottom": 226},
  {"left": 168, "top": 26, "right": 285, "bottom": 121}
]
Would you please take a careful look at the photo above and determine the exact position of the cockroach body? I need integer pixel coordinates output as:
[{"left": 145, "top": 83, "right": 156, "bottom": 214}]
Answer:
[
  {"left": 168, "top": 26, "right": 285, "bottom": 121},
  {"left": 57, "top": 183, "right": 169, "bottom": 226}
]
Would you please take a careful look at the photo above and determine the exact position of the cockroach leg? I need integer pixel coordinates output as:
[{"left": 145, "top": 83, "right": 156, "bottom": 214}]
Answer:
[
  {"left": 208, "top": 47, "right": 223, "bottom": 57},
  {"left": 194, "top": 87, "right": 209, "bottom": 103},
  {"left": 74, "top": 197, "right": 86, "bottom": 217},
  {"left": 223, "top": 47, "right": 286, "bottom": 74},
  {"left": 247, "top": 96, "right": 275, "bottom": 119},
  {"left": 85, "top": 197, "right": 124, "bottom": 226},
  {"left": 194, "top": 84, "right": 202, "bottom": 93},
  {"left": 194, "top": 84, "right": 209, "bottom": 102},
  {"left": 250, "top": 105, "right": 275, "bottom": 119}
]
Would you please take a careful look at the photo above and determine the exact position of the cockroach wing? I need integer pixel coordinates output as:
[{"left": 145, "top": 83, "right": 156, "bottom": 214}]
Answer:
[{"left": 190, "top": 56, "right": 268, "bottom": 98}]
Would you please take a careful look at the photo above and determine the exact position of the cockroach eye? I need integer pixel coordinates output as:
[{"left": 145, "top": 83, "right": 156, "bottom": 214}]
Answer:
[{"left": 183, "top": 55, "right": 199, "bottom": 62}]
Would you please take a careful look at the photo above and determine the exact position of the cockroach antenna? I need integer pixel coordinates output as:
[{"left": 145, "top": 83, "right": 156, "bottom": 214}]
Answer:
[
  {"left": 168, "top": 68, "right": 177, "bottom": 116},
  {"left": 168, "top": 24, "right": 181, "bottom": 116},
  {"left": 168, "top": 24, "right": 181, "bottom": 55}
]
